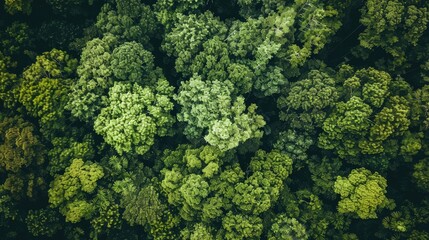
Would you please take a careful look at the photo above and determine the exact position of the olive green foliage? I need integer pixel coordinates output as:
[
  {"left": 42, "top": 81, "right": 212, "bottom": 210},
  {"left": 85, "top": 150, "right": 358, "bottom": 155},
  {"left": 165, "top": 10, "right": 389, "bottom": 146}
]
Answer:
[
  {"left": 222, "top": 212, "right": 263, "bottom": 239},
  {"left": 0, "top": 116, "right": 46, "bottom": 200},
  {"left": 359, "top": 0, "right": 429, "bottom": 67},
  {"left": 19, "top": 49, "right": 77, "bottom": 124},
  {"left": 26, "top": 208, "right": 61, "bottom": 237},
  {"left": 121, "top": 184, "right": 165, "bottom": 226},
  {"left": 48, "top": 134, "right": 95, "bottom": 176},
  {"left": 4, "top": 0, "right": 32, "bottom": 14},
  {"left": 159, "top": 145, "right": 292, "bottom": 238},
  {"left": 0, "top": 22, "right": 31, "bottom": 56},
  {"left": 308, "top": 157, "right": 343, "bottom": 198},
  {"left": 413, "top": 158, "right": 429, "bottom": 191},
  {"left": 48, "top": 158, "right": 104, "bottom": 223},
  {"left": 334, "top": 168, "right": 391, "bottom": 219},
  {"left": 0, "top": 54, "right": 19, "bottom": 109},
  {"left": 180, "top": 222, "right": 214, "bottom": 240},
  {"left": 110, "top": 41, "right": 156, "bottom": 83},
  {"left": 163, "top": 12, "right": 228, "bottom": 76}
]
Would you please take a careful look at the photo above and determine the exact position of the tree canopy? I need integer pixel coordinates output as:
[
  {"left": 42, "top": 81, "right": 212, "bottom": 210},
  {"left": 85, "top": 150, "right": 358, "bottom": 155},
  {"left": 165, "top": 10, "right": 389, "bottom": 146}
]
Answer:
[{"left": 1, "top": 0, "right": 429, "bottom": 239}]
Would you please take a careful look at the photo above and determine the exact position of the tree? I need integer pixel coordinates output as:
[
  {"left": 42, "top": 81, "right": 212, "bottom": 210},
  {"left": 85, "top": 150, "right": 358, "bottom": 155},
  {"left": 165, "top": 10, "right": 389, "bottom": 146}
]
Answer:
[
  {"left": 96, "top": 0, "right": 158, "bottom": 45},
  {"left": 48, "top": 158, "right": 104, "bottom": 223},
  {"left": 0, "top": 53, "right": 19, "bottom": 109},
  {"left": 413, "top": 158, "right": 429, "bottom": 191},
  {"left": 163, "top": 11, "right": 227, "bottom": 75},
  {"left": 359, "top": 0, "right": 429, "bottom": 67},
  {"left": 4, "top": 0, "right": 32, "bottom": 14},
  {"left": 48, "top": 134, "right": 95, "bottom": 176},
  {"left": 25, "top": 208, "right": 62, "bottom": 237},
  {"left": 0, "top": 22, "right": 31, "bottom": 57},
  {"left": 110, "top": 41, "right": 158, "bottom": 84},
  {"left": 66, "top": 34, "right": 118, "bottom": 122},
  {"left": 176, "top": 76, "right": 265, "bottom": 151},
  {"left": 19, "top": 49, "right": 77, "bottom": 124},
  {"left": 121, "top": 184, "right": 165, "bottom": 227},
  {"left": 180, "top": 223, "right": 214, "bottom": 240},
  {"left": 334, "top": 168, "right": 392, "bottom": 219},
  {"left": 273, "top": 130, "right": 314, "bottom": 169},
  {"left": 94, "top": 79, "right": 175, "bottom": 155},
  {"left": 318, "top": 67, "right": 413, "bottom": 170},
  {"left": 278, "top": 69, "right": 338, "bottom": 131},
  {"left": 268, "top": 214, "right": 308, "bottom": 240},
  {"left": 0, "top": 116, "right": 46, "bottom": 200},
  {"left": 222, "top": 212, "right": 263, "bottom": 240}
]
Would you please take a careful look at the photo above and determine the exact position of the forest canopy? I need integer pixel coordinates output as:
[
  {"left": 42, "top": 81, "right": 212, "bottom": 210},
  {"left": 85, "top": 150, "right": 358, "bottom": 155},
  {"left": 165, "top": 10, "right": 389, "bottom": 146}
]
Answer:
[{"left": 1, "top": 0, "right": 429, "bottom": 239}]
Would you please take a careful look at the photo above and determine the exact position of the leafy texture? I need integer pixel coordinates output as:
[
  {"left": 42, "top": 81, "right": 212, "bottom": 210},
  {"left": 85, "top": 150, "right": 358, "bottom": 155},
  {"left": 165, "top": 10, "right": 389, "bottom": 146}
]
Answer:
[
  {"left": 334, "top": 168, "right": 390, "bottom": 219},
  {"left": 176, "top": 76, "right": 265, "bottom": 151},
  {"left": 94, "top": 79, "right": 175, "bottom": 155}
]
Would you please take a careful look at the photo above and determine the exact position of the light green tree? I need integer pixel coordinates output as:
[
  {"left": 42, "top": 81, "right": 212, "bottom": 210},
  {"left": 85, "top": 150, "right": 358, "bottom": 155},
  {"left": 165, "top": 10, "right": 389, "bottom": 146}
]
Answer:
[
  {"left": 334, "top": 168, "right": 391, "bottom": 219},
  {"left": 176, "top": 76, "right": 265, "bottom": 151},
  {"left": 94, "top": 79, "right": 175, "bottom": 155}
]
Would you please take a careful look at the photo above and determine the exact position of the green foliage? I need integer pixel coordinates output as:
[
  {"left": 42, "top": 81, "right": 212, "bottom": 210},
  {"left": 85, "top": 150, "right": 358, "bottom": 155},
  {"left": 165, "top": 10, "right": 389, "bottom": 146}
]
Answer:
[
  {"left": 163, "top": 12, "right": 228, "bottom": 75},
  {"left": 121, "top": 184, "right": 165, "bottom": 226},
  {"left": 110, "top": 41, "right": 157, "bottom": 83},
  {"left": 48, "top": 135, "right": 95, "bottom": 176},
  {"left": 359, "top": 0, "right": 429, "bottom": 67},
  {"left": 89, "top": 189, "right": 122, "bottom": 236},
  {"left": 0, "top": 191, "right": 18, "bottom": 223},
  {"left": 268, "top": 214, "right": 308, "bottom": 240},
  {"left": 26, "top": 208, "right": 62, "bottom": 237},
  {"left": 308, "top": 157, "right": 343, "bottom": 198},
  {"left": 96, "top": 1, "right": 158, "bottom": 45},
  {"left": 0, "top": 22, "right": 31, "bottom": 56},
  {"left": 4, "top": 0, "right": 32, "bottom": 14},
  {"left": 278, "top": 69, "right": 338, "bottom": 130},
  {"left": 176, "top": 76, "right": 265, "bottom": 151},
  {"left": 334, "top": 168, "right": 391, "bottom": 219},
  {"left": 222, "top": 212, "right": 263, "bottom": 239},
  {"left": 0, "top": 53, "right": 19, "bottom": 109},
  {"left": 181, "top": 223, "right": 214, "bottom": 240},
  {"left": 274, "top": 129, "right": 314, "bottom": 169},
  {"left": 94, "top": 79, "right": 175, "bottom": 155},
  {"left": 284, "top": 70, "right": 338, "bottom": 111},
  {"left": 296, "top": 0, "right": 342, "bottom": 54},
  {"left": 244, "top": 150, "right": 293, "bottom": 210},
  {"left": 413, "top": 158, "right": 429, "bottom": 191},
  {"left": 1, "top": 1, "right": 429, "bottom": 239},
  {"left": 66, "top": 34, "right": 118, "bottom": 121},
  {"left": 19, "top": 49, "right": 77, "bottom": 124},
  {"left": 160, "top": 145, "right": 228, "bottom": 221},
  {"left": 48, "top": 158, "right": 104, "bottom": 222},
  {"left": 0, "top": 116, "right": 46, "bottom": 199},
  {"left": 318, "top": 67, "right": 414, "bottom": 170}
]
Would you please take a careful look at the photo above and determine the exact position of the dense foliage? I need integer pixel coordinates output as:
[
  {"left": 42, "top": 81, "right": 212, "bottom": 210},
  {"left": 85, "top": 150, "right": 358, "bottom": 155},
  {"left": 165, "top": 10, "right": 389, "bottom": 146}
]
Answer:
[{"left": 1, "top": 0, "right": 428, "bottom": 239}]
